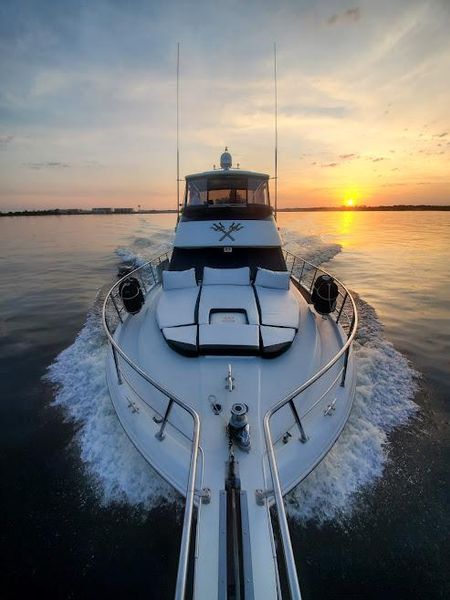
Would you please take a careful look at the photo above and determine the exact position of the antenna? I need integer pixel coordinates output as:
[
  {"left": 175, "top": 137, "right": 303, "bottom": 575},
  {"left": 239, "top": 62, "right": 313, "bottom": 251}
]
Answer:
[
  {"left": 176, "top": 42, "right": 180, "bottom": 223},
  {"left": 273, "top": 42, "right": 278, "bottom": 220}
]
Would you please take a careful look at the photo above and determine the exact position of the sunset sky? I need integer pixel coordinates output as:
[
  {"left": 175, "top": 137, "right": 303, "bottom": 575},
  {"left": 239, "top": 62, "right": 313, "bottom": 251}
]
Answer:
[{"left": 1, "top": 0, "right": 449, "bottom": 210}]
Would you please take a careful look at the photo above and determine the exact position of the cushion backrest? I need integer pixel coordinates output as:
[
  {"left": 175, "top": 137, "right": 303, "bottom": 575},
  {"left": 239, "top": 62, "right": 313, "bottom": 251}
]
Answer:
[
  {"left": 162, "top": 268, "right": 197, "bottom": 290},
  {"left": 202, "top": 266, "right": 250, "bottom": 286},
  {"left": 255, "top": 268, "right": 290, "bottom": 290}
]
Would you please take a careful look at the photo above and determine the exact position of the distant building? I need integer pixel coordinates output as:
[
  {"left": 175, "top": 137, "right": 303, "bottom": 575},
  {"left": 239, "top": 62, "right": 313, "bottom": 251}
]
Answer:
[
  {"left": 92, "top": 207, "right": 113, "bottom": 214},
  {"left": 113, "top": 207, "right": 134, "bottom": 214},
  {"left": 59, "top": 208, "right": 84, "bottom": 214}
]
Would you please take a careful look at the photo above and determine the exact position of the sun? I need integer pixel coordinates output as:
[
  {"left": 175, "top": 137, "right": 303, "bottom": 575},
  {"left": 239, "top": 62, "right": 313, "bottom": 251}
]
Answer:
[{"left": 345, "top": 198, "right": 356, "bottom": 207}]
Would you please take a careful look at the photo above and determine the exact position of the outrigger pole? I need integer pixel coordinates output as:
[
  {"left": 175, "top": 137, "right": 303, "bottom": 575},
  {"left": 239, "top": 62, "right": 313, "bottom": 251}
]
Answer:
[
  {"left": 176, "top": 42, "right": 181, "bottom": 224},
  {"left": 273, "top": 42, "right": 278, "bottom": 220}
]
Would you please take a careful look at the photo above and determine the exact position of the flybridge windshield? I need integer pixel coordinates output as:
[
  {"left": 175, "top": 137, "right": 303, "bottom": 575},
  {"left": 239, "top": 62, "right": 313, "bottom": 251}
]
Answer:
[{"left": 186, "top": 176, "right": 269, "bottom": 206}]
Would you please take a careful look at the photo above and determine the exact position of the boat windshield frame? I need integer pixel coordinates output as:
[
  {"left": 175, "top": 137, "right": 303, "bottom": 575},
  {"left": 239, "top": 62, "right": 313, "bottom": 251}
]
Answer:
[{"left": 184, "top": 173, "right": 271, "bottom": 208}]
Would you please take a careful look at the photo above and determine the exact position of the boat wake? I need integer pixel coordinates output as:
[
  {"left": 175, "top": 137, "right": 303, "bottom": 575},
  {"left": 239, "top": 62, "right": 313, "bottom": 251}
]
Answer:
[
  {"left": 46, "top": 226, "right": 419, "bottom": 521},
  {"left": 286, "top": 294, "right": 418, "bottom": 524}
]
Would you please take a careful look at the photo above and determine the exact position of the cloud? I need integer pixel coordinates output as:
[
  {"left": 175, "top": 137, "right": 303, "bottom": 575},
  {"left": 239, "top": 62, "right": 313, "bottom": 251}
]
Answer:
[
  {"left": 327, "top": 8, "right": 361, "bottom": 26},
  {"left": 23, "top": 161, "right": 71, "bottom": 170},
  {"left": 282, "top": 104, "right": 352, "bottom": 119},
  {"left": 0, "top": 135, "right": 14, "bottom": 147},
  {"left": 82, "top": 160, "right": 104, "bottom": 168},
  {"left": 371, "top": 157, "right": 386, "bottom": 162},
  {"left": 433, "top": 132, "right": 448, "bottom": 137},
  {"left": 1, "top": 0, "right": 449, "bottom": 209}
]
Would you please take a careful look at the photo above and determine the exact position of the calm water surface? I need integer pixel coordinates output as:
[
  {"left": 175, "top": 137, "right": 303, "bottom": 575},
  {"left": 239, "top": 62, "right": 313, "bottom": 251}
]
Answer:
[{"left": 0, "top": 212, "right": 448, "bottom": 599}]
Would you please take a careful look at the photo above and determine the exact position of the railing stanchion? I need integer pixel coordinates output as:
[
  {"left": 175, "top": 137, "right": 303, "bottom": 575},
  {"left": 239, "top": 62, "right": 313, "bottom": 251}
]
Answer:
[
  {"left": 336, "top": 292, "right": 348, "bottom": 324},
  {"left": 289, "top": 254, "right": 296, "bottom": 275},
  {"left": 298, "top": 260, "right": 305, "bottom": 284},
  {"left": 138, "top": 271, "right": 147, "bottom": 294},
  {"left": 309, "top": 267, "right": 319, "bottom": 294},
  {"left": 341, "top": 312, "right": 355, "bottom": 386},
  {"left": 155, "top": 398, "right": 174, "bottom": 440},
  {"left": 111, "top": 345, "right": 122, "bottom": 384},
  {"left": 150, "top": 263, "right": 157, "bottom": 284},
  {"left": 111, "top": 293, "right": 123, "bottom": 324},
  {"left": 340, "top": 346, "right": 350, "bottom": 387},
  {"left": 289, "top": 400, "right": 308, "bottom": 443}
]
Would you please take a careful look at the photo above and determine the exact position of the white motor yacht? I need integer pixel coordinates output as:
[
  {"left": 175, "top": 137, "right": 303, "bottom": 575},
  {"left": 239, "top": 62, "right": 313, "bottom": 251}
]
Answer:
[{"left": 103, "top": 148, "right": 357, "bottom": 600}]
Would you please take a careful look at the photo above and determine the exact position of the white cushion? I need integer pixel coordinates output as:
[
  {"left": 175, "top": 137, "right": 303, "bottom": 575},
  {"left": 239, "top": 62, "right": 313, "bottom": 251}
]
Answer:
[
  {"left": 255, "top": 268, "right": 290, "bottom": 290},
  {"left": 162, "top": 325, "right": 197, "bottom": 348},
  {"left": 260, "top": 326, "right": 296, "bottom": 348},
  {"left": 198, "top": 285, "right": 259, "bottom": 325},
  {"left": 162, "top": 268, "right": 197, "bottom": 290},
  {"left": 255, "top": 286, "right": 299, "bottom": 329},
  {"left": 202, "top": 267, "right": 250, "bottom": 286},
  {"left": 199, "top": 324, "right": 259, "bottom": 350},
  {"left": 156, "top": 287, "right": 199, "bottom": 328}
]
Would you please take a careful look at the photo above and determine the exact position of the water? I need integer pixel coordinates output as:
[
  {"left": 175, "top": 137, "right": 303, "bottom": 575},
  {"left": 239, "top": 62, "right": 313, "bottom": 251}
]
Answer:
[{"left": 1, "top": 212, "right": 449, "bottom": 598}]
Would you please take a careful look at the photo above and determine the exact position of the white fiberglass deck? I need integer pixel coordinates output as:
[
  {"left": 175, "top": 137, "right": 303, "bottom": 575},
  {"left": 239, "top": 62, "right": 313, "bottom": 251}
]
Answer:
[{"left": 106, "top": 281, "right": 356, "bottom": 600}]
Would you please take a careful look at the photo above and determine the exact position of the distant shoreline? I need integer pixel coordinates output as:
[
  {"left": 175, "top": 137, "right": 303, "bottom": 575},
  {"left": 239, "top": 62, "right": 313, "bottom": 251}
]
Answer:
[
  {"left": 1, "top": 205, "right": 449, "bottom": 217},
  {"left": 277, "top": 205, "right": 450, "bottom": 212}
]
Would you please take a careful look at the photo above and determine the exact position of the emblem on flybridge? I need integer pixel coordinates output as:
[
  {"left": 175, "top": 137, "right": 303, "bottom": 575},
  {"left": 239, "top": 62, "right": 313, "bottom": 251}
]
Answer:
[{"left": 211, "top": 222, "right": 244, "bottom": 241}]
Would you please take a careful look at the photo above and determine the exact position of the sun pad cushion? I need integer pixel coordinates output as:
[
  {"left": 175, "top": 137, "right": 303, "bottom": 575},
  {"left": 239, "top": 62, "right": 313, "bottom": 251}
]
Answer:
[
  {"left": 162, "top": 268, "right": 197, "bottom": 290},
  {"left": 198, "top": 285, "right": 259, "bottom": 325},
  {"left": 199, "top": 324, "right": 259, "bottom": 351},
  {"left": 202, "top": 266, "right": 250, "bottom": 286},
  {"left": 255, "top": 268, "right": 290, "bottom": 290},
  {"left": 255, "top": 285, "right": 299, "bottom": 329},
  {"left": 156, "top": 287, "right": 200, "bottom": 328},
  {"left": 260, "top": 326, "right": 296, "bottom": 355},
  {"left": 162, "top": 325, "right": 198, "bottom": 355}
]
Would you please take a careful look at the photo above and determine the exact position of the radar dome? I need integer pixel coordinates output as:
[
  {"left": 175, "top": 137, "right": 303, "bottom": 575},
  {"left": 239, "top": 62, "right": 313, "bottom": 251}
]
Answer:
[{"left": 220, "top": 147, "right": 232, "bottom": 170}]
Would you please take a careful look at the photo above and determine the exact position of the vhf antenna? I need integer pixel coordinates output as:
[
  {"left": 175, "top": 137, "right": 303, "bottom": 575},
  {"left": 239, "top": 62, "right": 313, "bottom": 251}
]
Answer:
[
  {"left": 176, "top": 42, "right": 181, "bottom": 224},
  {"left": 273, "top": 42, "right": 278, "bottom": 220}
]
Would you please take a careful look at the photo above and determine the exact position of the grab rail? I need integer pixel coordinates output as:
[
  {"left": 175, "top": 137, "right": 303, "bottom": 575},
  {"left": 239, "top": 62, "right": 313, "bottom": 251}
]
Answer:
[
  {"left": 263, "top": 249, "right": 358, "bottom": 600},
  {"left": 102, "top": 251, "right": 199, "bottom": 600}
]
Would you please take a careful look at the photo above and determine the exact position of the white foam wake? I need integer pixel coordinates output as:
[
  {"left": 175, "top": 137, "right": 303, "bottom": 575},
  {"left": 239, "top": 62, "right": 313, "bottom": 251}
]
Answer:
[
  {"left": 116, "top": 226, "right": 174, "bottom": 268},
  {"left": 47, "top": 226, "right": 418, "bottom": 519},
  {"left": 286, "top": 296, "right": 419, "bottom": 524},
  {"left": 47, "top": 306, "right": 176, "bottom": 508},
  {"left": 281, "top": 228, "right": 342, "bottom": 266}
]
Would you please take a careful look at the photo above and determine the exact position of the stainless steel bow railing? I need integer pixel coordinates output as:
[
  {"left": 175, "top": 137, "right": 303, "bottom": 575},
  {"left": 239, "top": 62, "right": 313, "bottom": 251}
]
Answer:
[
  {"left": 103, "top": 248, "right": 357, "bottom": 600},
  {"left": 102, "top": 250, "right": 199, "bottom": 600},
  {"left": 263, "top": 249, "right": 358, "bottom": 600}
]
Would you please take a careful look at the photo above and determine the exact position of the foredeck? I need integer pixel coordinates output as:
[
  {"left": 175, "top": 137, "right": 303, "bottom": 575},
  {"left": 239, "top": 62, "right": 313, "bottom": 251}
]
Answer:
[{"left": 103, "top": 251, "right": 357, "bottom": 600}]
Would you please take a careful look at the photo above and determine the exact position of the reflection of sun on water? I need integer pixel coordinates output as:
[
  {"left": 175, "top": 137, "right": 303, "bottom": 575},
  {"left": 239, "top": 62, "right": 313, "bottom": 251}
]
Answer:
[{"left": 337, "top": 209, "right": 356, "bottom": 244}]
